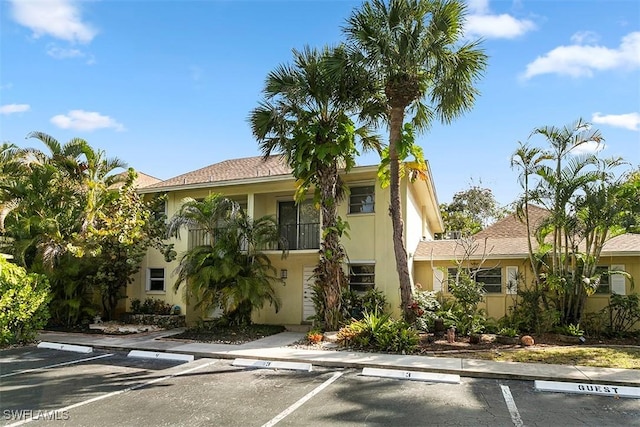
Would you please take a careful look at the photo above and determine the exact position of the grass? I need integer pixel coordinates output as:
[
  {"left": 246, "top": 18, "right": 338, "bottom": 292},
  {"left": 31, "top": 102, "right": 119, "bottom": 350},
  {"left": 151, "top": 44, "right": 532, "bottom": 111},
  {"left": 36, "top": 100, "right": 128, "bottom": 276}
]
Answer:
[{"left": 461, "top": 346, "right": 640, "bottom": 369}]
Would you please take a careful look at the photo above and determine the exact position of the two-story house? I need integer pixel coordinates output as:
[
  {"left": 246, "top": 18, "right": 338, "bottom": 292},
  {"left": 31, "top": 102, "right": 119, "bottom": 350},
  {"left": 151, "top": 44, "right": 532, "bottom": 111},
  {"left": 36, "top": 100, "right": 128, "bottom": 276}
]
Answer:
[{"left": 130, "top": 155, "right": 444, "bottom": 325}]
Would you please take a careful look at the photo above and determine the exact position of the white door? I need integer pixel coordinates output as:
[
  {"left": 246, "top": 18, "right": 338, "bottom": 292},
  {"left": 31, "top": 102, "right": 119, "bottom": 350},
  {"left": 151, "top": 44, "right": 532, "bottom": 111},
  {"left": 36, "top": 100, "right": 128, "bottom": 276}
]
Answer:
[{"left": 302, "top": 266, "right": 316, "bottom": 322}]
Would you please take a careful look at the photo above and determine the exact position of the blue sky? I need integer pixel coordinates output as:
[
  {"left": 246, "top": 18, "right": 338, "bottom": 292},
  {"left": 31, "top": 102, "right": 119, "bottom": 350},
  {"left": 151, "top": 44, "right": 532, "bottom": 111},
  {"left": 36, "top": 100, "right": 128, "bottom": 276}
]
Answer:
[{"left": 1, "top": 0, "right": 639, "bottom": 207}]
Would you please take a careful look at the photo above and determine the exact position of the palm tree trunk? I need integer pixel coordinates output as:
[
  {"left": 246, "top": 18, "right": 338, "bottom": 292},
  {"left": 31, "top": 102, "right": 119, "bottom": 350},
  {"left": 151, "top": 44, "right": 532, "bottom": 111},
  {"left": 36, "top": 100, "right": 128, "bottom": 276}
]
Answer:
[
  {"left": 317, "top": 163, "right": 346, "bottom": 330},
  {"left": 389, "top": 106, "right": 413, "bottom": 322}
]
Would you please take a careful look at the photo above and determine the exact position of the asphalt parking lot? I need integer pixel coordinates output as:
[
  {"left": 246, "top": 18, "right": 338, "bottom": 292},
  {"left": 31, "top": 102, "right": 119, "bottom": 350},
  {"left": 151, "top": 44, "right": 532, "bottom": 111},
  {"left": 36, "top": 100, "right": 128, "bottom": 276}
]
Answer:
[{"left": 1, "top": 346, "right": 639, "bottom": 426}]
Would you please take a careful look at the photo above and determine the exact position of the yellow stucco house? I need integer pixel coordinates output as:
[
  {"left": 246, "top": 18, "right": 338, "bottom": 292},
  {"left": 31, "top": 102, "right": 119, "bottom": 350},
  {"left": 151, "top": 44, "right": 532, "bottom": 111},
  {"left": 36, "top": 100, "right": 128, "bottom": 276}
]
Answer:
[
  {"left": 129, "top": 157, "right": 639, "bottom": 327},
  {"left": 130, "top": 155, "right": 443, "bottom": 325},
  {"left": 414, "top": 205, "right": 640, "bottom": 321}
]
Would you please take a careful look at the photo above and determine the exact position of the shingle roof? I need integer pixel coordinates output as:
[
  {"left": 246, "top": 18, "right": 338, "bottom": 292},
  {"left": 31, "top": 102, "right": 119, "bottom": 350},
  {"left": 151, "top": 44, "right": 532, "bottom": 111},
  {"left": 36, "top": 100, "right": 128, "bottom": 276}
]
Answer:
[
  {"left": 133, "top": 172, "right": 162, "bottom": 188},
  {"left": 415, "top": 205, "right": 640, "bottom": 260},
  {"left": 112, "top": 171, "right": 161, "bottom": 189},
  {"left": 144, "top": 155, "right": 292, "bottom": 190},
  {"left": 602, "top": 233, "right": 640, "bottom": 254},
  {"left": 474, "top": 204, "right": 549, "bottom": 239}
]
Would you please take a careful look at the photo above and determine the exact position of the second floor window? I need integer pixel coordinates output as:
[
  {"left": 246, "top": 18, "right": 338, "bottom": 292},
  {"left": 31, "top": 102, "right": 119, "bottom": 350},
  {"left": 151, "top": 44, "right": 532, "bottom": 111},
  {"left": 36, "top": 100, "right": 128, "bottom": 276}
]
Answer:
[
  {"left": 278, "top": 200, "right": 319, "bottom": 250},
  {"left": 349, "top": 186, "right": 375, "bottom": 214}
]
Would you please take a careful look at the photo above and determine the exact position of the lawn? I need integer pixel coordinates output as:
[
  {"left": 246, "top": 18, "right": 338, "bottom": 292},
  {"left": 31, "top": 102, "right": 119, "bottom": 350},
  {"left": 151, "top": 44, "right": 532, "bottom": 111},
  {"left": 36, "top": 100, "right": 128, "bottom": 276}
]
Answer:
[{"left": 457, "top": 346, "right": 640, "bottom": 369}]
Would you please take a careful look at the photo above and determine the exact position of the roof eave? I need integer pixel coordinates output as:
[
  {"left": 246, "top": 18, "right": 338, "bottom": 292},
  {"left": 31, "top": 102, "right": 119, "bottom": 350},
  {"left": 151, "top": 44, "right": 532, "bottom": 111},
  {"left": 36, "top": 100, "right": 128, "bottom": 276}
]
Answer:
[{"left": 137, "top": 174, "right": 295, "bottom": 194}]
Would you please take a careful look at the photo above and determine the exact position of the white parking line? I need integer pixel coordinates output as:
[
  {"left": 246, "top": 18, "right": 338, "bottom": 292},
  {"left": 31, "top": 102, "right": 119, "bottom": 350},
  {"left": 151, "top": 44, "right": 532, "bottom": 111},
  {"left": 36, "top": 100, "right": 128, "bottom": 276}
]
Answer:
[
  {"left": 5, "top": 359, "right": 218, "bottom": 427},
  {"left": 261, "top": 371, "right": 344, "bottom": 427},
  {"left": 0, "top": 354, "right": 114, "bottom": 379},
  {"left": 500, "top": 385, "right": 524, "bottom": 427}
]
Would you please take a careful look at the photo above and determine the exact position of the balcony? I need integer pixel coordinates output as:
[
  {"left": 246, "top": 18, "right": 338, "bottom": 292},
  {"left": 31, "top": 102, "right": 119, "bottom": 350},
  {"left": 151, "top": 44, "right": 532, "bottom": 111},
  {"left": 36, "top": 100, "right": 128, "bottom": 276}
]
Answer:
[
  {"left": 187, "top": 222, "right": 320, "bottom": 252},
  {"left": 278, "top": 222, "right": 320, "bottom": 250}
]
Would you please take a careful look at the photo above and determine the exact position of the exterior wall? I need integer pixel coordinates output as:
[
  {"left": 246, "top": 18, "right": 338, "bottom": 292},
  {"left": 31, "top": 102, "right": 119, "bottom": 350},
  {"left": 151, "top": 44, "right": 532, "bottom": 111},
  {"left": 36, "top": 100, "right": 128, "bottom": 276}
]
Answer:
[{"left": 252, "top": 252, "right": 319, "bottom": 325}]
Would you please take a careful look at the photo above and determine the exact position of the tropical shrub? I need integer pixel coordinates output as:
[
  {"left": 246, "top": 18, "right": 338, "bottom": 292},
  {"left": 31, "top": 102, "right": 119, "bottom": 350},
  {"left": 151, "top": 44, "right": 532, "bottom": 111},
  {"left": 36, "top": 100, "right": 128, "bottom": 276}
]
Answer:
[
  {"left": 337, "top": 310, "right": 419, "bottom": 354},
  {"left": 602, "top": 294, "right": 640, "bottom": 336},
  {"left": 555, "top": 323, "right": 584, "bottom": 337},
  {"left": 412, "top": 289, "right": 440, "bottom": 332},
  {"left": 0, "top": 258, "right": 50, "bottom": 345},
  {"left": 342, "top": 288, "right": 388, "bottom": 321},
  {"left": 130, "top": 298, "right": 173, "bottom": 315},
  {"left": 498, "top": 327, "right": 518, "bottom": 338}
]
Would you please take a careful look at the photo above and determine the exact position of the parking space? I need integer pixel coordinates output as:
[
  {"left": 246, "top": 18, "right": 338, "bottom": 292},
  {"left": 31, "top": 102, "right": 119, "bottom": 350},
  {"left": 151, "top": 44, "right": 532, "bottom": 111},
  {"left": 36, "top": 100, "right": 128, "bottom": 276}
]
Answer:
[{"left": 2, "top": 346, "right": 638, "bottom": 426}]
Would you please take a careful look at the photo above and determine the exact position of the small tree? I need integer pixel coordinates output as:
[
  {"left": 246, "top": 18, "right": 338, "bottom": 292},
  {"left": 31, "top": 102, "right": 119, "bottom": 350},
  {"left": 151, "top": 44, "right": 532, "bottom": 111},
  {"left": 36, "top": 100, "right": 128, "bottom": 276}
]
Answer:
[{"left": 85, "top": 170, "right": 173, "bottom": 320}]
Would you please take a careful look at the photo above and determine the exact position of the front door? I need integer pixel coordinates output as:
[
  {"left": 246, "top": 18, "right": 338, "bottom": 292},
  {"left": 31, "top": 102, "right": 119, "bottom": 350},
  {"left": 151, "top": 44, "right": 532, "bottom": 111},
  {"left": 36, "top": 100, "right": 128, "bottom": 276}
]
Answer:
[{"left": 302, "top": 266, "right": 316, "bottom": 323}]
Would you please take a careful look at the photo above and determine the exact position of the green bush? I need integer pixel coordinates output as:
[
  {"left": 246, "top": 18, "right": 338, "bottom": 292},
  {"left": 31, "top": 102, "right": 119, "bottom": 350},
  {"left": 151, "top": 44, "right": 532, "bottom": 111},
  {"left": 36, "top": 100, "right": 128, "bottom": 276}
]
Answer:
[
  {"left": 412, "top": 289, "right": 440, "bottom": 332},
  {"left": 342, "top": 288, "right": 387, "bottom": 321},
  {"left": 602, "top": 294, "right": 640, "bottom": 336},
  {"left": 498, "top": 327, "right": 518, "bottom": 338},
  {"left": 130, "top": 298, "right": 173, "bottom": 315},
  {"left": 337, "top": 310, "right": 419, "bottom": 354},
  {"left": 0, "top": 258, "right": 51, "bottom": 345},
  {"left": 555, "top": 323, "right": 584, "bottom": 337}
]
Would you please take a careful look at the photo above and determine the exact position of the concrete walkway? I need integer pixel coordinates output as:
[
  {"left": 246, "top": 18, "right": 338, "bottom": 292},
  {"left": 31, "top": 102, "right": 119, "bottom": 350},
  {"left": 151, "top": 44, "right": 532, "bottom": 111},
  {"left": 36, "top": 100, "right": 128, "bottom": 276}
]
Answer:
[{"left": 36, "top": 330, "right": 640, "bottom": 387}]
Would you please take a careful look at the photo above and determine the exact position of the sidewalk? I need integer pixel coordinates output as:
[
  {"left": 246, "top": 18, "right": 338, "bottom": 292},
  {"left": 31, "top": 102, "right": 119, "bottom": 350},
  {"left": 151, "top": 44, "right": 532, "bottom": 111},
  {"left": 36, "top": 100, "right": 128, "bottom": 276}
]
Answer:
[{"left": 37, "top": 329, "right": 640, "bottom": 387}]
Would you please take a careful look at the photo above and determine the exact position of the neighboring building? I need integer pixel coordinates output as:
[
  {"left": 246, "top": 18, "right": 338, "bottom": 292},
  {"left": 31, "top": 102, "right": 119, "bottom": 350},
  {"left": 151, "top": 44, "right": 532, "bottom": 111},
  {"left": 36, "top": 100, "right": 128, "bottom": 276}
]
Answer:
[
  {"left": 414, "top": 206, "right": 640, "bottom": 320},
  {"left": 131, "top": 155, "right": 443, "bottom": 325}
]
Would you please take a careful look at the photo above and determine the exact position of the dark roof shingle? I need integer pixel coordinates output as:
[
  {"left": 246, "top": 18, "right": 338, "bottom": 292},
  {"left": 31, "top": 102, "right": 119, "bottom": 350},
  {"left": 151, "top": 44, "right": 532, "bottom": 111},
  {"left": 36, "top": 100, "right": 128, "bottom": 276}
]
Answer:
[{"left": 144, "top": 155, "right": 292, "bottom": 190}]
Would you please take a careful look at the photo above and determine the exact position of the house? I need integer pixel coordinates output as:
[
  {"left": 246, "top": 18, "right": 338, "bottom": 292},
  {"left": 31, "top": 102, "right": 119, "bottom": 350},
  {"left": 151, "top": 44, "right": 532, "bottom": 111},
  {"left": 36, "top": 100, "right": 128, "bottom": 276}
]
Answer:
[
  {"left": 413, "top": 205, "right": 640, "bottom": 320},
  {"left": 130, "top": 155, "right": 444, "bottom": 325}
]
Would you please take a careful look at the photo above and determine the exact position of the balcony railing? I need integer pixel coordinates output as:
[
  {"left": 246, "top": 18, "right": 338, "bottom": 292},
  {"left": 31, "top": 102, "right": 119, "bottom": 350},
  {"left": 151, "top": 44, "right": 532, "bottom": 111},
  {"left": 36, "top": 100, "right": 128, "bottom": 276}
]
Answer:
[
  {"left": 278, "top": 222, "right": 320, "bottom": 250},
  {"left": 187, "top": 222, "right": 320, "bottom": 251}
]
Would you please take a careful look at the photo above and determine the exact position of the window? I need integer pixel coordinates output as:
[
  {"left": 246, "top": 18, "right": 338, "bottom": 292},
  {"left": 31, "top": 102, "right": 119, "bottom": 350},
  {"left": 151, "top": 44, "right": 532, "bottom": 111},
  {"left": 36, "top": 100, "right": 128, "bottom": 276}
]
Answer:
[
  {"left": 447, "top": 267, "right": 502, "bottom": 293},
  {"left": 349, "top": 264, "right": 375, "bottom": 293},
  {"left": 595, "top": 266, "right": 610, "bottom": 294},
  {"left": 349, "top": 186, "right": 375, "bottom": 214},
  {"left": 475, "top": 268, "right": 502, "bottom": 293},
  {"left": 147, "top": 268, "right": 165, "bottom": 292}
]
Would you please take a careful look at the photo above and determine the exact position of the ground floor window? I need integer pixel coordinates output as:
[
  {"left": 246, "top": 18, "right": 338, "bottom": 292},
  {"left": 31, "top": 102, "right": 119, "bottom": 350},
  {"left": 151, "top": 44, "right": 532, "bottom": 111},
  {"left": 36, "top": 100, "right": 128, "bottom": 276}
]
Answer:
[
  {"left": 349, "top": 264, "right": 375, "bottom": 293},
  {"left": 147, "top": 268, "right": 165, "bottom": 292},
  {"left": 447, "top": 267, "right": 502, "bottom": 294},
  {"left": 594, "top": 266, "right": 610, "bottom": 294}
]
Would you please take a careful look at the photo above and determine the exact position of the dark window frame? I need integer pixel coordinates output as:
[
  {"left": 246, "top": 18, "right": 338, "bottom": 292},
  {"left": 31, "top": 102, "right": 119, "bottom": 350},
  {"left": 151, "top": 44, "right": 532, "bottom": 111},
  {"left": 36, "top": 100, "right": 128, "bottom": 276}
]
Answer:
[
  {"left": 349, "top": 264, "right": 375, "bottom": 293},
  {"left": 148, "top": 268, "right": 165, "bottom": 292},
  {"left": 349, "top": 186, "right": 375, "bottom": 214}
]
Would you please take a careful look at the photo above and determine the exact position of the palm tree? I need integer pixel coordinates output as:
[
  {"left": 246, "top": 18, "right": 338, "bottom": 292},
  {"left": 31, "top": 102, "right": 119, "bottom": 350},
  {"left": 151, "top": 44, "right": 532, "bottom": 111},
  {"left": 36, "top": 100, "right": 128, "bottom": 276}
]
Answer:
[
  {"left": 250, "top": 45, "right": 381, "bottom": 330},
  {"left": 169, "top": 194, "right": 284, "bottom": 326},
  {"left": 510, "top": 142, "right": 551, "bottom": 294},
  {"left": 343, "top": 0, "right": 487, "bottom": 321}
]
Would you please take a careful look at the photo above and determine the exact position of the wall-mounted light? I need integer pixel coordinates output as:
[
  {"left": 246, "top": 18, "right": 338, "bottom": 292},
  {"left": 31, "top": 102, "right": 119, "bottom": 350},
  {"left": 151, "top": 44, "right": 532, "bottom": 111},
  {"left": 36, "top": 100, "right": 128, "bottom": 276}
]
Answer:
[{"left": 280, "top": 269, "right": 288, "bottom": 279}]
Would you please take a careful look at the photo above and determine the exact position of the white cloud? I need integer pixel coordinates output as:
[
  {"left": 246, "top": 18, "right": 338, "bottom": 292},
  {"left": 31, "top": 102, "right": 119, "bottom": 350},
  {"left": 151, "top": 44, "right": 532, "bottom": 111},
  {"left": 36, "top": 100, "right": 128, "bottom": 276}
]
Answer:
[
  {"left": 592, "top": 112, "right": 640, "bottom": 131},
  {"left": 523, "top": 32, "right": 640, "bottom": 79},
  {"left": 50, "top": 110, "right": 125, "bottom": 132},
  {"left": 570, "top": 141, "right": 605, "bottom": 155},
  {"left": 0, "top": 104, "right": 30, "bottom": 115},
  {"left": 465, "top": 0, "right": 536, "bottom": 39},
  {"left": 47, "top": 45, "right": 84, "bottom": 59},
  {"left": 10, "top": 0, "right": 97, "bottom": 44},
  {"left": 0, "top": 83, "right": 14, "bottom": 91},
  {"left": 570, "top": 31, "right": 599, "bottom": 45}
]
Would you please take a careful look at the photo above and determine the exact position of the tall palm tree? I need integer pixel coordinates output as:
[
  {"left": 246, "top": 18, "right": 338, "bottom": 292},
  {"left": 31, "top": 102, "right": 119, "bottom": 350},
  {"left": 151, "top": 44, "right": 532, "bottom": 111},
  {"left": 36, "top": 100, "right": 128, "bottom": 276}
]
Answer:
[
  {"left": 250, "top": 45, "right": 381, "bottom": 330},
  {"left": 510, "top": 142, "right": 551, "bottom": 294},
  {"left": 343, "top": 0, "right": 487, "bottom": 320},
  {"left": 169, "top": 194, "right": 284, "bottom": 326}
]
